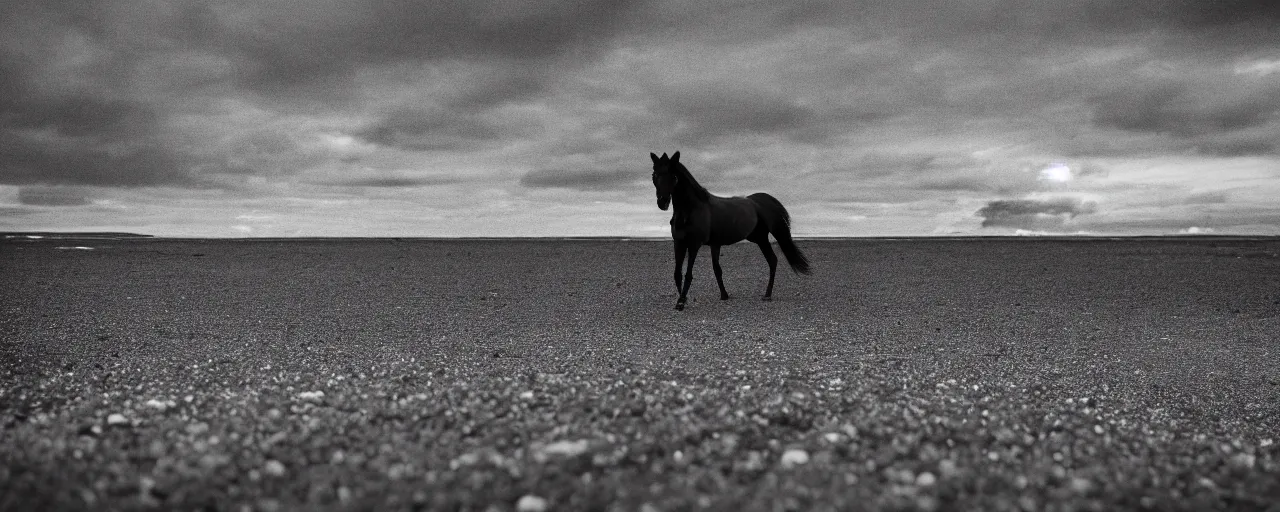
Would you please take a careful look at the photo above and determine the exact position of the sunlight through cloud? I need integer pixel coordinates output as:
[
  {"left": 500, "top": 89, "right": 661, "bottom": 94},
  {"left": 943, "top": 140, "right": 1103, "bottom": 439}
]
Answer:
[{"left": 1040, "top": 163, "right": 1072, "bottom": 183}]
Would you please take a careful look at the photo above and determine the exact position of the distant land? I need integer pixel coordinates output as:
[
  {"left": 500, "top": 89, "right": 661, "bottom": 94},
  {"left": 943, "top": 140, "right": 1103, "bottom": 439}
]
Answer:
[{"left": 1, "top": 232, "right": 154, "bottom": 240}]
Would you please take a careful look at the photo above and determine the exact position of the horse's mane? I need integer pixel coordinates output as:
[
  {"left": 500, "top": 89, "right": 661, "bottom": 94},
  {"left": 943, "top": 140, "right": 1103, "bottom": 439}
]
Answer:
[{"left": 671, "top": 160, "right": 710, "bottom": 202}]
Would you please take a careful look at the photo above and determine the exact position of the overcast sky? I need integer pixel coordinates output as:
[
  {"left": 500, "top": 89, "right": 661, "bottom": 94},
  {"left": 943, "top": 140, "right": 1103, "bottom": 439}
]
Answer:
[{"left": 2, "top": 0, "right": 1279, "bottom": 237}]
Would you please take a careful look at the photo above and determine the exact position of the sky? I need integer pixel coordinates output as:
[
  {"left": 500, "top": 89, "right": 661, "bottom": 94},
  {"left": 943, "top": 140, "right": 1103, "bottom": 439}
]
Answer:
[{"left": 2, "top": 0, "right": 1279, "bottom": 237}]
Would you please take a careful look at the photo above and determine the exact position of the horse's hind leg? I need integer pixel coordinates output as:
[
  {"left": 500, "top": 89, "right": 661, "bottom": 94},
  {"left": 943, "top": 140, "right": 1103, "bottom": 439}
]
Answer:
[
  {"left": 676, "top": 243, "right": 700, "bottom": 310},
  {"left": 755, "top": 238, "right": 778, "bottom": 300},
  {"left": 711, "top": 245, "right": 729, "bottom": 300}
]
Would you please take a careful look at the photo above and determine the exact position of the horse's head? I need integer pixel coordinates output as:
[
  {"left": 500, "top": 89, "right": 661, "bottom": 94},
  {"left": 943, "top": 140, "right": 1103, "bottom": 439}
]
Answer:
[{"left": 650, "top": 151, "right": 681, "bottom": 210}]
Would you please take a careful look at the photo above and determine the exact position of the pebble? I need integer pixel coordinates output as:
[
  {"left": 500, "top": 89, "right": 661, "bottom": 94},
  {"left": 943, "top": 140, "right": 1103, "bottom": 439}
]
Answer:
[
  {"left": 1070, "top": 477, "right": 1093, "bottom": 493},
  {"left": 780, "top": 448, "right": 810, "bottom": 468},
  {"left": 145, "top": 399, "right": 169, "bottom": 411},
  {"left": 516, "top": 494, "right": 548, "bottom": 512},
  {"left": 539, "top": 439, "right": 590, "bottom": 458},
  {"left": 297, "top": 391, "right": 325, "bottom": 402},
  {"left": 916, "top": 471, "right": 937, "bottom": 486},
  {"left": 1230, "top": 453, "right": 1256, "bottom": 469},
  {"left": 264, "top": 459, "right": 286, "bottom": 477},
  {"left": 256, "top": 499, "right": 281, "bottom": 512},
  {"left": 938, "top": 459, "right": 958, "bottom": 477},
  {"left": 106, "top": 413, "right": 128, "bottom": 426}
]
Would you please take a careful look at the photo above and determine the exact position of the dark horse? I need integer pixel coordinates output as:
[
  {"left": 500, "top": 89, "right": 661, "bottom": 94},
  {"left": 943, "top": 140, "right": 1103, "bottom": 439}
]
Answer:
[{"left": 650, "top": 151, "right": 811, "bottom": 310}]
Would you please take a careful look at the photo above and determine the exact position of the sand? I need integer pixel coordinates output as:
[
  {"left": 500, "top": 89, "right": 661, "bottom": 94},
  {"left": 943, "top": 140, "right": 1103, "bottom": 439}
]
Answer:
[{"left": 2, "top": 237, "right": 1278, "bottom": 510}]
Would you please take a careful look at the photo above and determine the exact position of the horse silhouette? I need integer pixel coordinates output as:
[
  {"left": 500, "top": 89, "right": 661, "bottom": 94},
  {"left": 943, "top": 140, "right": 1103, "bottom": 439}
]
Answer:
[{"left": 650, "top": 151, "right": 810, "bottom": 310}]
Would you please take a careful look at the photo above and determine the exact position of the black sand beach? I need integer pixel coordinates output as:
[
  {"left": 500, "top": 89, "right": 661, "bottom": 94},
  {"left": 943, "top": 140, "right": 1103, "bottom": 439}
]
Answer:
[{"left": 2, "top": 238, "right": 1278, "bottom": 511}]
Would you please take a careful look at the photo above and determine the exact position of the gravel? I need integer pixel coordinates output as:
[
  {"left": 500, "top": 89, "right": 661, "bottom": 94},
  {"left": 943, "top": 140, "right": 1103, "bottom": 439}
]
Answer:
[{"left": 1, "top": 237, "right": 1278, "bottom": 511}]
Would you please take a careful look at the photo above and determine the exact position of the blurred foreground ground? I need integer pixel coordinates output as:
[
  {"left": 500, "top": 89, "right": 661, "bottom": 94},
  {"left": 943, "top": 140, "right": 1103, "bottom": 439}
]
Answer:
[{"left": 1, "top": 237, "right": 1279, "bottom": 511}]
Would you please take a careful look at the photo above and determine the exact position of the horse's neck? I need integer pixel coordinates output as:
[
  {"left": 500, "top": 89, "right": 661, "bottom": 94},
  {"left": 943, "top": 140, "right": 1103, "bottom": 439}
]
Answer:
[
  {"left": 672, "top": 182, "right": 705, "bottom": 211},
  {"left": 674, "top": 165, "right": 709, "bottom": 205}
]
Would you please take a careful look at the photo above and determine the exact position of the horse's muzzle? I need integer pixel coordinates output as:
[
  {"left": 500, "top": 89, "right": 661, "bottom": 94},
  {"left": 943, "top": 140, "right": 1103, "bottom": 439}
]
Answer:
[{"left": 657, "top": 196, "right": 670, "bottom": 211}]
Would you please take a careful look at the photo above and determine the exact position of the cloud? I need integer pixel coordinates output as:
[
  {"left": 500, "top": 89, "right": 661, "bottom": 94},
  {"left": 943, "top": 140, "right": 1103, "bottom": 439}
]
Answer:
[
  {"left": 0, "top": 206, "right": 34, "bottom": 218},
  {"left": 0, "top": 55, "right": 192, "bottom": 186},
  {"left": 354, "top": 109, "right": 501, "bottom": 151},
  {"left": 1092, "top": 81, "right": 1280, "bottom": 137},
  {"left": 652, "top": 86, "right": 818, "bottom": 145},
  {"left": 520, "top": 168, "right": 641, "bottom": 191},
  {"left": 314, "top": 176, "right": 465, "bottom": 188},
  {"left": 175, "top": 0, "right": 655, "bottom": 102},
  {"left": 1183, "top": 191, "right": 1229, "bottom": 204},
  {"left": 335, "top": 178, "right": 454, "bottom": 188},
  {"left": 976, "top": 197, "right": 1097, "bottom": 228},
  {"left": 1, "top": 134, "right": 191, "bottom": 186},
  {"left": 1192, "top": 136, "right": 1277, "bottom": 157},
  {"left": 18, "top": 186, "right": 90, "bottom": 206}
]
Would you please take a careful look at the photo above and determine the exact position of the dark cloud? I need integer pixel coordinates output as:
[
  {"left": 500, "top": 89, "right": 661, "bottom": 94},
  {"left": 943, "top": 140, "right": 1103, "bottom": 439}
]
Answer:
[
  {"left": 1, "top": 93, "right": 159, "bottom": 139},
  {"left": 1193, "top": 137, "right": 1277, "bottom": 157},
  {"left": 860, "top": 0, "right": 1279, "bottom": 54},
  {"left": 1, "top": 0, "right": 656, "bottom": 187},
  {"left": 520, "top": 168, "right": 641, "bottom": 191},
  {"left": 0, "top": 26, "right": 190, "bottom": 186},
  {"left": 316, "top": 176, "right": 465, "bottom": 188},
  {"left": 18, "top": 186, "right": 90, "bottom": 206},
  {"left": 1, "top": 133, "right": 190, "bottom": 186},
  {"left": 653, "top": 87, "right": 817, "bottom": 145},
  {"left": 0, "top": 104, "right": 187, "bottom": 186},
  {"left": 171, "top": 0, "right": 655, "bottom": 102},
  {"left": 977, "top": 197, "right": 1097, "bottom": 228},
  {"left": 1183, "top": 191, "right": 1229, "bottom": 205},
  {"left": 1092, "top": 82, "right": 1279, "bottom": 137},
  {"left": 355, "top": 110, "right": 501, "bottom": 151},
  {"left": 1074, "top": 163, "right": 1110, "bottom": 178},
  {"left": 1088, "top": 74, "right": 1280, "bottom": 156},
  {"left": 800, "top": 153, "right": 938, "bottom": 181},
  {"left": 0, "top": 206, "right": 35, "bottom": 217}
]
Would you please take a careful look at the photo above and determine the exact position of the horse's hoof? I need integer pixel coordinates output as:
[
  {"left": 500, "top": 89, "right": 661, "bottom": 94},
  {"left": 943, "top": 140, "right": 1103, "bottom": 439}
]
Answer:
[
  {"left": 762, "top": 296, "right": 772, "bottom": 302},
  {"left": 720, "top": 293, "right": 730, "bottom": 300},
  {"left": 675, "top": 303, "right": 685, "bottom": 311}
]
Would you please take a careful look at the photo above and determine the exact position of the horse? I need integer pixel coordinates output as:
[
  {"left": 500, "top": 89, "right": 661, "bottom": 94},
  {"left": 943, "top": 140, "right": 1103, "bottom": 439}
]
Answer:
[{"left": 650, "top": 151, "right": 811, "bottom": 310}]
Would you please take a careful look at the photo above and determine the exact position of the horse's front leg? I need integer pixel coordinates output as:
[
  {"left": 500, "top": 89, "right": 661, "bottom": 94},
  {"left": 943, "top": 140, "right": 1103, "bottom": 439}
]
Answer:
[
  {"left": 711, "top": 245, "right": 729, "bottom": 300},
  {"left": 676, "top": 243, "right": 701, "bottom": 310},
  {"left": 672, "top": 240, "right": 686, "bottom": 295}
]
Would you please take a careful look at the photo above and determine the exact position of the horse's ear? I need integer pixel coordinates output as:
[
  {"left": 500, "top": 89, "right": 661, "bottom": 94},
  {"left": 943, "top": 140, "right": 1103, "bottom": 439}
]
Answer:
[
  {"left": 671, "top": 151, "right": 680, "bottom": 162},
  {"left": 650, "top": 152, "right": 659, "bottom": 164},
  {"left": 661, "top": 152, "right": 668, "bottom": 160}
]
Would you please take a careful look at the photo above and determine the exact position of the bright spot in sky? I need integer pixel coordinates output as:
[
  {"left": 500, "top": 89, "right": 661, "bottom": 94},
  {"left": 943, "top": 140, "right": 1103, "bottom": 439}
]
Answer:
[
  {"left": 1041, "top": 163, "right": 1072, "bottom": 182},
  {"left": 1234, "top": 58, "right": 1280, "bottom": 76}
]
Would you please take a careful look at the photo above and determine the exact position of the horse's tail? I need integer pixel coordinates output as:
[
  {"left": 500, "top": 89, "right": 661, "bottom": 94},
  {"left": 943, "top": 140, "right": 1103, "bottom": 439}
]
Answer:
[{"left": 748, "top": 193, "right": 811, "bottom": 275}]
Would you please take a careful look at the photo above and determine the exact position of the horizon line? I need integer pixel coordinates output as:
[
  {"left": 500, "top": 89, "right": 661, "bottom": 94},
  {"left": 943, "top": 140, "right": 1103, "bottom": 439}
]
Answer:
[{"left": 5, "top": 232, "right": 1280, "bottom": 242}]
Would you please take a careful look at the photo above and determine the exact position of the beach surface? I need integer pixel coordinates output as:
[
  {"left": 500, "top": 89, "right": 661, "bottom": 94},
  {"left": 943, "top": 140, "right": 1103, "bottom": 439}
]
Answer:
[{"left": 2, "top": 237, "right": 1279, "bottom": 511}]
